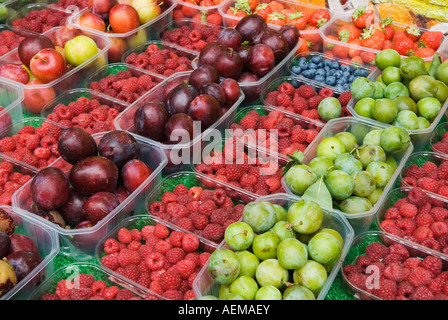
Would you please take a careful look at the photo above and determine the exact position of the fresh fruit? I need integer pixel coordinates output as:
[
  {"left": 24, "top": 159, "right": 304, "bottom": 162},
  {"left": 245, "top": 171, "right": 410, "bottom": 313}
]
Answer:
[
  {"left": 224, "top": 222, "right": 254, "bottom": 251},
  {"left": 98, "top": 130, "right": 139, "bottom": 168},
  {"left": 287, "top": 200, "right": 323, "bottom": 234},
  {"left": 121, "top": 159, "right": 153, "bottom": 192},
  {"left": 109, "top": 4, "right": 140, "bottom": 33},
  {"left": 30, "top": 167, "right": 70, "bottom": 211},
  {"left": 0, "top": 259, "right": 17, "bottom": 298},
  {"left": 208, "top": 248, "right": 240, "bottom": 285},
  {"left": 64, "top": 35, "right": 99, "bottom": 67},
  {"left": 18, "top": 35, "right": 55, "bottom": 69},
  {"left": 58, "top": 127, "right": 98, "bottom": 165},
  {"left": 242, "top": 201, "right": 276, "bottom": 234}
]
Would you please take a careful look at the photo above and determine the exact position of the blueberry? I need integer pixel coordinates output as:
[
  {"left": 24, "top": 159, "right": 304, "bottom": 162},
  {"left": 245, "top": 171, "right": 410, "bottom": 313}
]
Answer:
[
  {"left": 335, "top": 84, "right": 345, "bottom": 91},
  {"left": 311, "top": 55, "right": 323, "bottom": 64},
  {"left": 342, "top": 71, "right": 351, "bottom": 78},
  {"left": 324, "top": 59, "right": 332, "bottom": 66},
  {"left": 340, "top": 65, "right": 350, "bottom": 73},
  {"left": 353, "top": 69, "right": 362, "bottom": 76},
  {"left": 317, "top": 62, "right": 324, "bottom": 69},
  {"left": 291, "top": 79, "right": 300, "bottom": 87},
  {"left": 348, "top": 75, "right": 355, "bottom": 83},
  {"left": 291, "top": 65, "right": 302, "bottom": 75},
  {"left": 302, "top": 70, "right": 314, "bottom": 78},
  {"left": 326, "top": 76, "right": 336, "bottom": 86},
  {"left": 316, "top": 68, "right": 326, "bottom": 76},
  {"left": 331, "top": 60, "right": 340, "bottom": 70},
  {"left": 342, "top": 83, "right": 350, "bottom": 91},
  {"left": 298, "top": 60, "right": 308, "bottom": 70},
  {"left": 359, "top": 70, "right": 370, "bottom": 77},
  {"left": 336, "top": 79, "right": 345, "bottom": 86},
  {"left": 314, "top": 75, "right": 325, "bottom": 82},
  {"left": 334, "top": 70, "right": 343, "bottom": 79},
  {"left": 308, "top": 62, "right": 318, "bottom": 70},
  {"left": 324, "top": 66, "right": 331, "bottom": 72}
]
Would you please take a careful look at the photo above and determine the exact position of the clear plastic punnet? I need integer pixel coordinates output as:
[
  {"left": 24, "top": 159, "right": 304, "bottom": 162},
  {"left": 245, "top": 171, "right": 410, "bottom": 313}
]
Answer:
[{"left": 192, "top": 192, "right": 355, "bottom": 300}]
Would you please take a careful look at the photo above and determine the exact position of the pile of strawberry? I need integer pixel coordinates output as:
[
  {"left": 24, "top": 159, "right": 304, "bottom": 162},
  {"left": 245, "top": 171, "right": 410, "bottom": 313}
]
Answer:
[
  {"left": 0, "top": 162, "right": 33, "bottom": 205},
  {"left": 124, "top": 43, "right": 194, "bottom": 78},
  {"left": 343, "top": 241, "right": 448, "bottom": 300},
  {"left": 432, "top": 131, "right": 448, "bottom": 155},
  {"left": 46, "top": 96, "right": 119, "bottom": 134},
  {"left": 89, "top": 70, "right": 161, "bottom": 105},
  {"left": 100, "top": 223, "right": 209, "bottom": 300},
  {"left": 229, "top": 108, "right": 320, "bottom": 157},
  {"left": 0, "top": 123, "right": 62, "bottom": 170},
  {"left": 402, "top": 160, "right": 448, "bottom": 199},
  {"left": 380, "top": 187, "right": 448, "bottom": 255},
  {"left": 263, "top": 82, "right": 352, "bottom": 122},
  {"left": 0, "top": 30, "right": 24, "bottom": 57},
  {"left": 195, "top": 136, "right": 285, "bottom": 198},
  {"left": 10, "top": 7, "right": 72, "bottom": 34},
  {"left": 324, "top": 7, "right": 444, "bottom": 65},
  {"left": 160, "top": 22, "right": 222, "bottom": 52},
  {"left": 40, "top": 273, "right": 145, "bottom": 300},
  {"left": 148, "top": 184, "right": 245, "bottom": 245},
  {"left": 173, "top": 0, "right": 224, "bottom": 26}
]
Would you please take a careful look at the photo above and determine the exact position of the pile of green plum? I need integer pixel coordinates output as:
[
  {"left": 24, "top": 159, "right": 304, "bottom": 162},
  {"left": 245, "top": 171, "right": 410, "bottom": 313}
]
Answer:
[
  {"left": 350, "top": 49, "right": 448, "bottom": 131},
  {"left": 201, "top": 200, "right": 343, "bottom": 300},
  {"left": 284, "top": 126, "right": 411, "bottom": 214}
]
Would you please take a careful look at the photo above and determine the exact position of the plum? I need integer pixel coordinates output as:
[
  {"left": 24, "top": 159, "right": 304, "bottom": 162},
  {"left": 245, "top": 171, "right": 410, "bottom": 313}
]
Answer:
[
  {"left": 165, "top": 113, "right": 194, "bottom": 143},
  {"left": 248, "top": 44, "right": 275, "bottom": 77},
  {"left": 113, "top": 186, "right": 130, "bottom": 204},
  {"left": 260, "top": 29, "right": 289, "bottom": 63},
  {"left": 214, "top": 49, "right": 243, "bottom": 79},
  {"left": 69, "top": 156, "right": 119, "bottom": 196},
  {"left": 9, "top": 234, "right": 39, "bottom": 255},
  {"left": 122, "top": 159, "right": 153, "bottom": 193},
  {"left": 58, "top": 127, "right": 98, "bottom": 165},
  {"left": 188, "top": 65, "right": 220, "bottom": 91},
  {"left": 0, "top": 232, "right": 11, "bottom": 259},
  {"left": 30, "top": 167, "right": 70, "bottom": 211},
  {"left": 98, "top": 130, "right": 140, "bottom": 168},
  {"left": 36, "top": 210, "right": 66, "bottom": 228},
  {"left": 198, "top": 42, "right": 226, "bottom": 67},
  {"left": 220, "top": 78, "right": 241, "bottom": 106},
  {"left": 200, "top": 83, "right": 226, "bottom": 107},
  {"left": 82, "top": 192, "right": 120, "bottom": 224},
  {"left": 134, "top": 102, "right": 170, "bottom": 142},
  {"left": 217, "top": 28, "right": 243, "bottom": 50},
  {"left": 7, "top": 250, "right": 42, "bottom": 282},
  {"left": 166, "top": 83, "right": 198, "bottom": 115},
  {"left": 188, "top": 94, "right": 221, "bottom": 129},
  {"left": 279, "top": 24, "right": 300, "bottom": 51},
  {"left": 235, "top": 14, "right": 267, "bottom": 44},
  {"left": 0, "top": 208, "right": 15, "bottom": 236},
  {"left": 59, "top": 189, "right": 88, "bottom": 227},
  {"left": 162, "top": 78, "right": 186, "bottom": 103}
]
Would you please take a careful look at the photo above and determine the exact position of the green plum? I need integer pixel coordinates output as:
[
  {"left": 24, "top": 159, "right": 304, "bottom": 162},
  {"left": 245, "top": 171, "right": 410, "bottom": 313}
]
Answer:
[
  {"left": 362, "top": 129, "right": 383, "bottom": 146},
  {"left": 350, "top": 77, "right": 375, "bottom": 100},
  {"left": 208, "top": 249, "right": 240, "bottom": 285},
  {"left": 375, "top": 49, "right": 401, "bottom": 70},
  {"left": 242, "top": 201, "right": 277, "bottom": 233},
  {"left": 409, "top": 75, "right": 438, "bottom": 101},
  {"left": 367, "top": 188, "right": 383, "bottom": 205},
  {"left": 224, "top": 222, "right": 254, "bottom": 251},
  {"left": 417, "top": 117, "right": 431, "bottom": 129},
  {"left": 385, "top": 155, "right": 398, "bottom": 171},
  {"left": 382, "top": 66, "right": 402, "bottom": 85},
  {"left": 277, "top": 238, "right": 308, "bottom": 270},
  {"left": 282, "top": 285, "right": 316, "bottom": 300},
  {"left": 324, "top": 170, "right": 355, "bottom": 200},
  {"left": 315, "top": 228, "right": 344, "bottom": 248},
  {"left": 219, "top": 284, "right": 230, "bottom": 297},
  {"left": 417, "top": 97, "right": 441, "bottom": 121},
  {"left": 435, "top": 80, "right": 448, "bottom": 104},
  {"left": 380, "top": 126, "right": 411, "bottom": 154},
  {"left": 395, "top": 110, "right": 419, "bottom": 130},
  {"left": 318, "top": 97, "right": 342, "bottom": 121},
  {"left": 284, "top": 164, "right": 318, "bottom": 196},
  {"left": 354, "top": 97, "right": 375, "bottom": 119},
  {"left": 255, "top": 259, "right": 289, "bottom": 289},
  {"left": 271, "top": 221, "right": 296, "bottom": 241},
  {"left": 372, "top": 99, "right": 398, "bottom": 124},
  {"left": 293, "top": 260, "right": 328, "bottom": 292},
  {"left": 252, "top": 231, "right": 281, "bottom": 261},
  {"left": 366, "top": 161, "right": 394, "bottom": 188},
  {"left": 400, "top": 55, "right": 427, "bottom": 80},
  {"left": 355, "top": 144, "right": 387, "bottom": 168},
  {"left": 339, "top": 196, "right": 373, "bottom": 213},
  {"left": 287, "top": 200, "right": 324, "bottom": 234},
  {"left": 436, "top": 61, "right": 448, "bottom": 85},
  {"left": 352, "top": 170, "right": 376, "bottom": 197},
  {"left": 372, "top": 81, "right": 386, "bottom": 99},
  {"left": 308, "top": 156, "right": 334, "bottom": 178},
  {"left": 235, "top": 250, "right": 260, "bottom": 279},
  {"left": 218, "top": 293, "right": 245, "bottom": 300},
  {"left": 308, "top": 232, "right": 342, "bottom": 266},
  {"left": 394, "top": 96, "right": 418, "bottom": 114},
  {"left": 384, "top": 82, "right": 410, "bottom": 100},
  {"left": 255, "top": 285, "right": 282, "bottom": 300},
  {"left": 229, "top": 276, "right": 259, "bottom": 300},
  {"left": 334, "top": 132, "right": 358, "bottom": 152},
  {"left": 273, "top": 204, "right": 288, "bottom": 222},
  {"left": 334, "top": 153, "right": 363, "bottom": 175},
  {"left": 316, "top": 137, "right": 347, "bottom": 162}
]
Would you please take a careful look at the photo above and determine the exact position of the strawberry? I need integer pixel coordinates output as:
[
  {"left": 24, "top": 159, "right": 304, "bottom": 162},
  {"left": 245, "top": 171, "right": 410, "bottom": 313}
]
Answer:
[
  {"left": 286, "top": 11, "right": 308, "bottom": 30},
  {"left": 352, "top": 7, "right": 374, "bottom": 29},
  {"left": 333, "top": 43, "right": 349, "bottom": 59},
  {"left": 348, "top": 38, "right": 362, "bottom": 58},
  {"left": 404, "top": 26, "right": 421, "bottom": 42},
  {"left": 225, "top": 7, "right": 247, "bottom": 27},
  {"left": 360, "top": 27, "right": 383, "bottom": 50},
  {"left": 267, "top": 0, "right": 284, "bottom": 13},
  {"left": 380, "top": 17, "right": 394, "bottom": 40},
  {"left": 308, "top": 9, "right": 330, "bottom": 27},
  {"left": 394, "top": 36, "right": 414, "bottom": 55},
  {"left": 301, "top": 25, "right": 321, "bottom": 45},
  {"left": 419, "top": 31, "right": 444, "bottom": 50},
  {"left": 337, "top": 24, "right": 362, "bottom": 42},
  {"left": 253, "top": 3, "right": 273, "bottom": 20},
  {"left": 323, "top": 34, "right": 339, "bottom": 51},
  {"left": 266, "top": 12, "right": 285, "bottom": 27},
  {"left": 414, "top": 46, "right": 436, "bottom": 58},
  {"left": 297, "top": 37, "right": 310, "bottom": 55},
  {"left": 381, "top": 39, "right": 393, "bottom": 50},
  {"left": 235, "top": 0, "right": 259, "bottom": 12}
]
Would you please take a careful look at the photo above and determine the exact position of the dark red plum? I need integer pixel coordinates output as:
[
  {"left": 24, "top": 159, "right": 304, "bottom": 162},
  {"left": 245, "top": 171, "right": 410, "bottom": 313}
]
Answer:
[
  {"left": 9, "top": 234, "right": 39, "bottom": 255},
  {"left": 98, "top": 130, "right": 140, "bottom": 168},
  {"left": 7, "top": 250, "right": 42, "bottom": 281},
  {"left": 188, "top": 65, "right": 220, "bottom": 91},
  {"left": 236, "top": 45, "right": 252, "bottom": 70},
  {"left": 220, "top": 78, "right": 241, "bottom": 106},
  {"left": 248, "top": 44, "right": 275, "bottom": 77},
  {"left": 69, "top": 156, "right": 119, "bottom": 196},
  {"left": 82, "top": 192, "right": 120, "bottom": 224},
  {"left": 30, "top": 167, "right": 70, "bottom": 211},
  {"left": 188, "top": 94, "right": 221, "bottom": 129},
  {"left": 198, "top": 42, "right": 226, "bottom": 67},
  {"left": 59, "top": 189, "right": 88, "bottom": 227},
  {"left": 238, "top": 72, "right": 261, "bottom": 101},
  {"left": 217, "top": 28, "right": 243, "bottom": 50},
  {"left": 235, "top": 14, "right": 267, "bottom": 43},
  {"left": 166, "top": 83, "right": 198, "bottom": 115},
  {"left": 72, "top": 220, "right": 96, "bottom": 248},
  {"left": 201, "top": 83, "right": 226, "bottom": 107},
  {"left": 260, "top": 29, "right": 289, "bottom": 63},
  {"left": 18, "top": 35, "right": 55, "bottom": 68},
  {"left": 113, "top": 186, "right": 130, "bottom": 204},
  {"left": 279, "top": 24, "right": 300, "bottom": 51},
  {"left": 134, "top": 102, "right": 170, "bottom": 142},
  {"left": 58, "top": 127, "right": 98, "bottom": 165},
  {"left": 122, "top": 159, "right": 153, "bottom": 193},
  {"left": 162, "top": 78, "right": 186, "bottom": 103},
  {"left": 165, "top": 113, "right": 194, "bottom": 143},
  {"left": 214, "top": 49, "right": 243, "bottom": 79},
  {"left": 0, "top": 232, "right": 11, "bottom": 259}
]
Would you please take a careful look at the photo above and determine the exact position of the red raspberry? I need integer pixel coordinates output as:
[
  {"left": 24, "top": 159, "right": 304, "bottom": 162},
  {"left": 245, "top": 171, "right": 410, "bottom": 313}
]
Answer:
[
  {"left": 70, "top": 288, "right": 92, "bottom": 300},
  {"left": 162, "top": 192, "right": 177, "bottom": 204},
  {"left": 175, "top": 259, "right": 196, "bottom": 279},
  {"left": 118, "top": 248, "right": 141, "bottom": 267},
  {"left": 405, "top": 164, "right": 427, "bottom": 180},
  {"left": 365, "top": 242, "right": 390, "bottom": 262},
  {"left": 296, "top": 85, "right": 317, "bottom": 99},
  {"left": 417, "top": 177, "right": 439, "bottom": 193},
  {"left": 319, "top": 87, "right": 334, "bottom": 98},
  {"left": 240, "top": 115, "right": 257, "bottom": 129},
  {"left": 190, "top": 212, "right": 209, "bottom": 230},
  {"left": 102, "top": 286, "right": 120, "bottom": 300},
  {"left": 117, "top": 228, "right": 132, "bottom": 244},
  {"left": 101, "top": 252, "right": 120, "bottom": 270},
  {"left": 407, "top": 187, "right": 429, "bottom": 207},
  {"left": 307, "top": 95, "right": 324, "bottom": 109},
  {"left": 153, "top": 224, "right": 170, "bottom": 239},
  {"left": 371, "top": 279, "right": 397, "bottom": 300},
  {"left": 168, "top": 230, "right": 184, "bottom": 247},
  {"left": 399, "top": 203, "right": 418, "bottom": 218},
  {"left": 337, "top": 91, "right": 352, "bottom": 106},
  {"left": 154, "top": 240, "right": 172, "bottom": 255},
  {"left": 421, "top": 256, "right": 442, "bottom": 276},
  {"left": 115, "top": 288, "right": 135, "bottom": 300},
  {"left": 201, "top": 223, "right": 224, "bottom": 243},
  {"left": 413, "top": 226, "right": 434, "bottom": 242},
  {"left": 181, "top": 233, "right": 200, "bottom": 252},
  {"left": 397, "top": 218, "right": 417, "bottom": 235},
  {"left": 275, "top": 93, "right": 292, "bottom": 107},
  {"left": 55, "top": 280, "right": 74, "bottom": 300},
  {"left": 104, "top": 238, "right": 121, "bottom": 255},
  {"left": 198, "top": 199, "right": 217, "bottom": 216},
  {"left": 410, "top": 286, "right": 435, "bottom": 300},
  {"left": 122, "top": 264, "right": 140, "bottom": 282},
  {"left": 165, "top": 248, "right": 186, "bottom": 264},
  {"left": 145, "top": 252, "right": 166, "bottom": 271},
  {"left": 384, "top": 262, "right": 405, "bottom": 282},
  {"left": 408, "top": 267, "right": 433, "bottom": 287},
  {"left": 176, "top": 217, "right": 194, "bottom": 232},
  {"left": 306, "top": 129, "right": 319, "bottom": 144},
  {"left": 292, "top": 96, "right": 309, "bottom": 114},
  {"left": 430, "top": 207, "right": 448, "bottom": 221},
  {"left": 159, "top": 270, "right": 181, "bottom": 291}
]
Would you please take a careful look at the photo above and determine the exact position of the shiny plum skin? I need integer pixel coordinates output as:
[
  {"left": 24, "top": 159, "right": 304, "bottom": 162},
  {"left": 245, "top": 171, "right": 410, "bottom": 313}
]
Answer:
[
  {"left": 279, "top": 24, "right": 300, "bottom": 51},
  {"left": 30, "top": 167, "right": 70, "bottom": 211},
  {"left": 82, "top": 192, "right": 120, "bottom": 224},
  {"left": 134, "top": 102, "right": 170, "bottom": 142},
  {"left": 166, "top": 83, "right": 198, "bottom": 115},
  {"left": 188, "top": 94, "right": 221, "bottom": 130},
  {"left": 217, "top": 28, "right": 243, "bottom": 50},
  {"left": 122, "top": 159, "right": 153, "bottom": 193},
  {"left": 58, "top": 127, "right": 98, "bottom": 165},
  {"left": 165, "top": 113, "right": 194, "bottom": 143},
  {"left": 6, "top": 250, "right": 42, "bottom": 281},
  {"left": 235, "top": 15, "right": 267, "bottom": 43},
  {"left": 98, "top": 130, "right": 140, "bottom": 168},
  {"left": 9, "top": 234, "right": 39, "bottom": 255},
  {"left": 0, "top": 232, "right": 11, "bottom": 259},
  {"left": 188, "top": 65, "right": 220, "bottom": 91},
  {"left": 59, "top": 189, "right": 89, "bottom": 227},
  {"left": 201, "top": 83, "right": 226, "bottom": 107},
  {"left": 260, "top": 30, "right": 289, "bottom": 63},
  {"left": 198, "top": 42, "right": 226, "bottom": 67},
  {"left": 69, "top": 156, "right": 119, "bottom": 196}
]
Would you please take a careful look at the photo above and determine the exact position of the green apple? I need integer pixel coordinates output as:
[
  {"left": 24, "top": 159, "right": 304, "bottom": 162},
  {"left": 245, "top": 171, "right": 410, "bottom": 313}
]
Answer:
[
  {"left": 132, "top": 0, "right": 161, "bottom": 24},
  {"left": 64, "top": 35, "right": 99, "bottom": 67}
]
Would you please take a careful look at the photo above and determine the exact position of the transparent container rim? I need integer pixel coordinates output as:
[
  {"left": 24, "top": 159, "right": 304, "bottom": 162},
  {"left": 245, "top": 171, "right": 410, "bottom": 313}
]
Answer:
[
  {"left": 429, "top": 121, "right": 448, "bottom": 151},
  {"left": 174, "top": 0, "right": 228, "bottom": 10},
  {"left": 11, "top": 131, "right": 168, "bottom": 236},
  {"left": 67, "top": 0, "right": 177, "bottom": 39},
  {"left": 281, "top": 116, "right": 415, "bottom": 219}
]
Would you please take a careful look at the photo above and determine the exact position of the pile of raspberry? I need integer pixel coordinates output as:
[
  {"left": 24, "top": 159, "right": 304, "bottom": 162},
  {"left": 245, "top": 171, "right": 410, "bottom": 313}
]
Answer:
[
  {"left": 46, "top": 96, "right": 118, "bottom": 134},
  {"left": 11, "top": 8, "right": 71, "bottom": 34},
  {"left": 125, "top": 43, "right": 194, "bottom": 78},
  {"left": 402, "top": 160, "right": 448, "bottom": 199},
  {"left": 55, "top": 0, "right": 88, "bottom": 9},
  {"left": 0, "top": 162, "right": 32, "bottom": 205},
  {"left": 343, "top": 241, "right": 448, "bottom": 300},
  {"left": 0, "top": 123, "right": 62, "bottom": 170},
  {"left": 229, "top": 108, "right": 320, "bottom": 157},
  {"left": 100, "top": 222, "right": 209, "bottom": 300},
  {"left": 89, "top": 70, "right": 161, "bottom": 105},
  {"left": 0, "top": 30, "right": 24, "bottom": 57},
  {"left": 195, "top": 137, "right": 285, "bottom": 199},
  {"left": 380, "top": 187, "right": 448, "bottom": 255},
  {"left": 264, "top": 82, "right": 352, "bottom": 123},
  {"left": 40, "top": 273, "right": 146, "bottom": 300},
  {"left": 432, "top": 131, "right": 448, "bottom": 155},
  {"left": 149, "top": 184, "right": 245, "bottom": 245},
  {"left": 160, "top": 22, "right": 222, "bottom": 52}
]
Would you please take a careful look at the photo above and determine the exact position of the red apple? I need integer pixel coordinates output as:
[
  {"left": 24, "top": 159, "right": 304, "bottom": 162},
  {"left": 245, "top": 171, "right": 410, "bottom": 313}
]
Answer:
[
  {"left": 88, "top": 0, "right": 116, "bottom": 15},
  {"left": 109, "top": 4, "right": 140, "bottom": 33},
  {"left": 107, "top": 32, "right": 128, "bottom": 62},
  {"left": 52, "top": 26, "right": 83, "bottom": 47},
  {"left": 23, "top": 80, "right": 57, "bottom": 114},
  {"left": 0, "top": 63, "right": 29, "bottom": 84},
  {"left": 30, "top": 48, "right": 66, "bottom": 83},
  {"left": 18, "top": 35, "right": 55, "bottom": 69},
  {"left": 78, "top": 11, "right": 107, "bottom": 32}
]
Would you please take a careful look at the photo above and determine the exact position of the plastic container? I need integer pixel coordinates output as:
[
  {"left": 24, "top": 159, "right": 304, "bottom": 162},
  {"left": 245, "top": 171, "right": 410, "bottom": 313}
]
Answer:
[
  {"left": 429, "top": 121, "right": 448, "bottom": 155},
  {"left": 1, "top": 205, "right": 59, "bottom": 300},
  {"left": 319, "top": 10, "right": 448, "bottom": 66},
  {"left": 114, "top": 70, "right": 245, "bottom": 173},
  {"left": 340, "top": 230, "right": 448, "bottom": 300},
  {"left": 68, "top": 0, "right": 177, "bottom": 63},
  {"left": 121, "top": 40, "right": 199, "bottom": 79},
  {"left": 282, "top": 117, "right": 414, "bottom": 235},
  {"left": 95, "top": 214, "right": 220, "bottom": 300},
  {"left": 83, "top": 62, "right": 166, "bottom": 107},
  {"left": 192, "top": 192, "right": 355, "bottom": 300},
  {"left": 172, "top": 0, "right": 227, "bottom": 26},
  {"left": 346, "top": 68, "right": 448, "bottom": 152},
  {"left": 225, "top": 104, "right": 325, "bottom": 163},
  {"left": 11, "top": 131, "right": 168, "bottom": 260},
  {"left": 28, "top": 262, "right": 149, "bottom": 300},
  {"left": 0, "top": 25, "right": 111, "bottom": 116},
  {"left": 0, "top": 77, "right": 25, "bottom": 128},
  {"left": 145, "top": 171, "right": 254, "bottom": 247},
  {"left": 287, "top": 51, "right": 374, "bottom": 92},
  {"left": 0, "top": 25, "right": 25, "bottom": 61}
]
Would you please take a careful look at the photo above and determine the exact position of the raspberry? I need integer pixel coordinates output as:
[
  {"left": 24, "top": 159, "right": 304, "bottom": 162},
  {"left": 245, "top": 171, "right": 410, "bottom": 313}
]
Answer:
[
  {"left": 430, "top": 207, "right": 448, "bottom": 221},
  {"left": 55, "top": 280, "right": 74, "bottom": 300},
  {"left": 225, "top": 164, "right": 244, "bottom": 182},
  {"left": 384, "top": 263, "right": 405, "bottom": 282},
  {"left": 117, "top": 228, "right": 132, "bottom": 244},
  {"left": 175, "top": 259, "right": 196, "bottom": 279},
  {"left": 149, "top": 201, "right": 166, "bottom": 217},
  {"left": 190, "top": 212, "right": 209, "bottom": 230},
  {"left": 102, "top": 286, "right": 120, "bottom": 300},
  {"left": 70, "top": 288, "right": 93, "bottom": 300},
  {"left": 399, "top": 203, "right": 418, "bottom": 218},
  {"left": 41, "top": 293, "right": 60, "bottom": 300},
  {"left": 319, "top": 87, "right": 334, "bottom": 98},
  {"left": 176, "top": 217, "right": 194, "bottom": 232},
  {"left": 240, "top": 115, "right": 257, "bottom": 129},
  {"left": 430, "top": 221, "right": 448, "bottom": 238},
  {"left": 181, "top": 233, "right": 200, "bottom": 252},
  {"left": 415, "top": 213, "right": 434, "bottom": 227},
  {"left": 154, "top": 239, "right": 172, "bottom": 255},
  {"left": 115, "top": 288, "right": 135, "bottom": 300},
  {"left": 306, "top": 129, "right": 319, "bottom": 144},
  {"left": 407, "top": 187, "right": 429, "bottom": 207},
  {"left": 159, "top": 270, "right": 182, "bottom": 291},
  {"left": 145, "top": 252, "right": 166, "bottom": 271},
  {"left": 127, "top": 240, "right": 142, "bottom": 251},
  {"left": 198, "top": 199, "right": 217, "bottom": 216},
  {"left": 365, "top": 242, "right": 390, "bottom": 262},
  {"left": 168, "top": 230, "right": 184, "bottom": 247},
  {"left": 122, "top": 264, "right": 140, "bottom": 282},
  {"left": 397, "top": 218, "right": 417, "bottom": 235},
  {"left": 417, "top": 177, "right": 439, "bottom": 193},
  {"left": 405, "top": 164, "right": 427, "bottom": 180},
  {"left": 408, "top": 267, "right": 433, "bottom": 287},
  {"left": 307, "top": 95, "right": 324, "bottom": 109},
  {"left": 162, "top": 289, "right": 183, "bottom": 300},
  {"left": 410, "top": 286, "right": 435, "bottom": 300},
  {"left": 338, "top": 91, "right": 352, "bottom": 106},
  {"left": 371, "top": 278, "right": 397, "bottom": 300},
  {"left": 421, "top": 256, "right": 442, "bottom": 276},
  {"left": 118, "top": 248, "right": 141, "bottom": 267},
  {"left": 413, "top": 226, "right": 434, "bottom": 242},
  {"left": 165, "top": 248, "right": 186, "bottom": 264},
  {"left": 0, "top": 137, "right": 15, "bottom": 152},
  {"left": 201, "top": 223, "right": 224, "bottom": 243},
  {"left": 153, "top": 224, "right": 170, "bottom": 239},
  {"left": 171, "top": 204, "right": 189, "bottom": 218},
  {"left": 296, "top": 85, "right": 317, "bottom": 99},
  {"left": 162, "top": 192, "right": 178, "bottom": 204},
  {"left": 104, "top": 238, "right": 121, "bottom": 255}
]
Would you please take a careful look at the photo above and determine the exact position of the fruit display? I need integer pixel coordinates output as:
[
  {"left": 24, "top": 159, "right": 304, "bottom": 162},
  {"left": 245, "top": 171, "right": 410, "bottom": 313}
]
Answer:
[
  {"left": 98, "top": 215, "right": 212, "bottom": 300},
  {"left": 0, "top": 161, "right": 33, "bottom": 206},
  {"left": 342, "top": 231, "right": 448, "bottom": 300},
  {"left": 320, "top": 8, "right": 446, "bottom": 67},
  {"left": 71, "top": 0, "right": 177, "bottom": 62},
  {"left": 262, "top": 76, "right": 352, "bottom": 123},
  {"left": 288, "top": 52, "right": 372, "bottom": 92},
  {"left": 194, "top": 194, "right": 353, "bottom": 300},
  {"left": 123, "top": 40, "right": 198, "bottom": 77},
  {"left": 227, "top": 105, "right": 323, "bottom": 159},
  {"left": 172, "top": 0, "right": 225, "bottom": 26}
]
